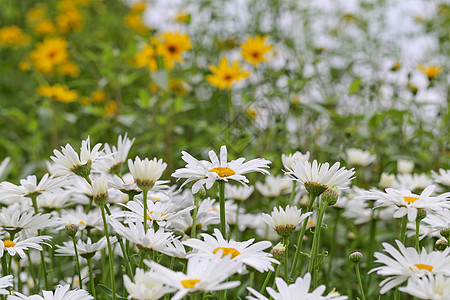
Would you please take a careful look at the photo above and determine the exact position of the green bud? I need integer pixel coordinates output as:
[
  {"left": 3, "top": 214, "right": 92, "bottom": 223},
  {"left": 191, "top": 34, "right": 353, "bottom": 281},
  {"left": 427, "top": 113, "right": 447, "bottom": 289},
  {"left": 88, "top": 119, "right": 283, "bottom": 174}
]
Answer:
[
  {"left": 270, "top": 243, "right": 286, "bottom": 261},
  {"left": 435, "top": 239, "right": 448, "bottom": 251},
  {"left": 440, "top": 228, "right": 450, "bottom": 240},
  {"left": 349, "top": 251, "right": 363, "bottom": 264},
  {"left": 65, "top": 223, "right": 78, "bottom": 237},
  {"left": 322, "top": 186, "right": 339, "bottom": 206},
  {"left": 304, "top": 182, "right": 327, "bottom": 197},
  {"left": 416, "top": 208, "right": 427, "bottom": 221}
]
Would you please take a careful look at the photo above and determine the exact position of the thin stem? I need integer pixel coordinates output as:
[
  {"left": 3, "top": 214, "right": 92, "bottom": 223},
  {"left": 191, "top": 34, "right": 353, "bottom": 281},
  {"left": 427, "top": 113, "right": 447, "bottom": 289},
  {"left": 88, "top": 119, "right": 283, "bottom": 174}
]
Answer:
[
  {"left": 118, "top": 238, "right": 133, "bottom": 278},
  {"left": 260, "top": 269, "right": 272, "bottom": 294},
  {"left": 1, "top": 256, "right": 7, "bottom": 276},
  {"left": 308, "top": 199, "right": 327, "bottom": 283},
  {"left": 235, "top": 201, "right": 241, "bottom": 240},
  {"left": 218, "top": 181, "right": 227, "bottom": 239},
  {"left": 100, "top": 205, "right": 117, "bottom": 300},
  {"left": 400, "top": 216, "right": 408, "bottom": 245},
  {"left": 143, "top": 189, "right": 149, "bottom": 233},
  {"left": 271, "top": 264, "right": 281, "bottom": 289},
  {"left": 248, "top": 271, "right": 255, "bottom": 294},
  {"left": 327, "top": 208, "right": 341, "bottom": 276},
  {"left": 415, "top": 219, "right": 421, "bottom": 251},
  {"left": 283, "top": 238, "right": 289, "bottom": 282},
  {"left": 190, "top": 194, "right": 200, "bottom": 239},
  {"left": 355, "top": 263, "right": 366, "bottom": 300},
  {"left": 288, "top": 181, "right": 297, "bottom": 206},
  {"left": 87, "top": 257, "right": 97, "bottom": 299},
  {"left": 71, "top": 236, "right": 83, "bottom": 289}
]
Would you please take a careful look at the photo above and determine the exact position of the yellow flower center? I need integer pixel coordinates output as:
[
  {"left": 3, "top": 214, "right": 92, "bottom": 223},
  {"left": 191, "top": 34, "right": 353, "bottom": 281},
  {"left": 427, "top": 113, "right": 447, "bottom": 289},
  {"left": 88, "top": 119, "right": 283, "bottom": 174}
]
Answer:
[
  {"left": 180, "top": 279, "right": 201, "bottom": 289},
  {"left": 403, "top": 196, "right": 419, "bottom": 204},
  {"left": 146, "top": 212, "right": 166, "bottom": 220},
  {"left": 208, "top": 167, "right": 235, "bottom": 178},
  {"left": 3, "top": 240, "right": 16, "bottom": 247},
  {"left": 411, "top": 264, "right": 433, "bottom": 272},
  {"left": 307, "top": 220, "right": 315, "bottom": 227},
  {"left": 79, "top": 221, "right": 85, "bottom": 225},
  {"left": 213, "top": 247, "right": 241, "bottom": 259}
]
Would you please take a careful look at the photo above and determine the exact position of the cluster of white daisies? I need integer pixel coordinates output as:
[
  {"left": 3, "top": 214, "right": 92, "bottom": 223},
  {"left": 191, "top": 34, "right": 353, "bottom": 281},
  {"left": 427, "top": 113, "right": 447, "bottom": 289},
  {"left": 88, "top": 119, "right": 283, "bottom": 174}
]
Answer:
[{"left": 0, "top": 135, "right": 448, "bottom": 299}]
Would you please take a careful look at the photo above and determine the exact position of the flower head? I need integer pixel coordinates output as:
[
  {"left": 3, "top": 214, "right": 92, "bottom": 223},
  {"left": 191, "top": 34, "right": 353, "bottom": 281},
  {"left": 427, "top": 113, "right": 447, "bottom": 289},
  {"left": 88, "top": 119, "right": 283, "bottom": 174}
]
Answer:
[
  {"left": 418, "top": 64, "right": 442, "bottom": 79},
  {"left": 206, "top": 57, "right": 250, "bottom": 89},
  {"left": 124, "top": 268, "right": 175, "bottom": 300},
  {"left": 345, "top": 148, "right": 376, "bottom": 167},
  {"left": 156, "top": 31, "right": 192, "bottom": 69},
  {"left": 262, "top": 206, "right": 312, "bottom": 238},
  {"left": 0, "top": 26, "right": 30, "bottom": 47},
  {"left": 135, "top": 44, "right": 158, "bottom": 71},
  {"left": 7, "top": 284, "right": 93, "bottom": 300},
  {"left": 128, "top": 157, "right": 167, "bottom": 190},
  {"left": 30, "top": 37, "right": 69, "bottom": 74},
  {"left": 240, "top": 35, "right": 273, "bottom": 67},
  {"left": 281, "top": 151, "right": 310, "bottom": 171},
  {"left": 399, "top": 273, "right": 450, "bottom": 299},
  {"left": 0, "top": 275, "right": 13, "bottom": 295}
]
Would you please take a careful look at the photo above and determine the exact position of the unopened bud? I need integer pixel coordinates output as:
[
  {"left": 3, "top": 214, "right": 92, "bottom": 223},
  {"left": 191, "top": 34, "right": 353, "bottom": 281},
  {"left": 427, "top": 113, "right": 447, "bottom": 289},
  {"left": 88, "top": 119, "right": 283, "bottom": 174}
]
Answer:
[
  {"left": 440, "top": 228, "right": 450, "bottom": 240},
  {"left": 347, "top": 232, "right": 356, "bottom": 240},
  {"left": 304, "top": 182, "right": 327, "bottom": 197},
  {"left": 349, "top": 252, "right": 363, "bottom": 264},
  {"left": 322, "top": 187, "right": 339, "bottom": 206},
  {"left": 194, "top": 186, "right": 207, "bottom": 201},
  {"left": 92, "top": 175, "right": 109, "bottom": 206},
  {"left": 65, "top": 223, "right": 78, "bottom": 237},
  {"left": 270, "top": 243, "right": 286, "bottom": 261},
  {"left": 416, "top": 208, "right": 427, "bottom": 221},
  {"left": 435, "top": 239, "right": 448, "bottom": 251}
]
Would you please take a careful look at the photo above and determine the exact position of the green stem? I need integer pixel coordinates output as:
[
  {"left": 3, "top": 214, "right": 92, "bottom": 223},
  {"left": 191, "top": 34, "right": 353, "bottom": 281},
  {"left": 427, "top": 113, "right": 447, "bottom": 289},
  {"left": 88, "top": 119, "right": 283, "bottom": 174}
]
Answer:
[
  {"left": 283, "top": 238, "right": 289, "bottom": 282},
  {"left": 355, "top": 263, "right": 366, "bottom": 300},
  {"left": 235, "top": 202, "right": 241, "bottom": 240},
  {"left": 87, "top": 257, "right": 97, "bottom": 299},
  {"left": 271, "top": 264, "right": 281, "bottom": 289},
  {"left": 248, "top": 271, "right": 255, "bottom": 293},
  {"left": 327, "top": 208, "right": 341, "bottom": 276},
  {"left": 260, "top": 269, "right": 272, "bottom": 294},
  {"left": 71, "top": 236, "right": 83, "bottom": 289},
  {"left": 26, "top": 252, "right": 37, "bottom": 292},
  {"left": 118, "top": 238, "right": 133, "bottom": 278},
  {"left": 100, "top": 205, "right": 117, "bottom": 300},
  {"left": 143, "top": 189, "right": 149, "bottom": 233},
  {"left": 415, "top": 219, "right": 421, "bottom": 251},
  {"left": 308, "top": 199, "right": 327, "bottom": 283},
  {"left": 218, "top": 181, "right": 227, "bottom": 239},
  {"left": 400, "top": 216, "right": 408, "bottom": 245},
  {"left": 288, "top": 181, "right": 297, "bottom": 206},
  {"left": 190, "top": 194, "right": 200, "bottom": 239},
  {"left": 1, "top": 256, "right": 7, "bottom": 276},
  {"left": 289, "top": 192, "right": 316, "bottom": 279}
]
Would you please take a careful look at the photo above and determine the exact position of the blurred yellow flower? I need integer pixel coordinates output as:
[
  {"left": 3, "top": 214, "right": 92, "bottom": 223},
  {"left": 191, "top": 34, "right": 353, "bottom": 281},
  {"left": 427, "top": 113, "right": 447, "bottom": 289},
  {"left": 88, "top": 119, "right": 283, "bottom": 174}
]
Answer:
[
  {"left": 19, "top": 61, "right": 31, "bottom": 72},
  {"left": 125, "top": 13, "right": 149, "bottom": 34},
  {"left": 0, "top": 26, "right": 30, "bottom": 47},
  {"left": 91, "top": 90, "right": 106, "bottom": 104},
  {"left": 27, "top": 6, "right": 47, "bottom": 23},
  {"left": 135, "top": 44, "right": 158, "bottom": 71},
  {"left": 241, "top": 35, "right": 273, "bottom": 67},
  {"left": 57, "top": 1, "right": 83, "bottom": 34},
  {"left": 391, "top": 62, "right": 401, "bottom": 71},
  {"left": 156, "top": 31, "right": 192, "bottom": 69},
  {"left": 58, "top": 61, "right": 80, "bottom": 77},
  {"left": 131, "top": 1, "right": 147, "bottom": 13},
  {"left": 104, "top": 101, "right": 118, "bottom": 116},
  {"left": 174, "top": 11, "right": 190, "bottom": 24},
  {"left": 418, "top": 64, "right": 442, "bottom": 79},
  {"left": 30, "top": 37, "right": 69, "bottom": 74},
  {"left": 34, "top": 19, "right": 56, "bottom": 36},
  {"left": 206, "top": 57, "right": 250, "bottom": 90},
  {"left": 169, "top": 78, "right": 191, "bottom": 96},
  {"left": 38, "top": 84, "right": 78, "bottom": 103}
]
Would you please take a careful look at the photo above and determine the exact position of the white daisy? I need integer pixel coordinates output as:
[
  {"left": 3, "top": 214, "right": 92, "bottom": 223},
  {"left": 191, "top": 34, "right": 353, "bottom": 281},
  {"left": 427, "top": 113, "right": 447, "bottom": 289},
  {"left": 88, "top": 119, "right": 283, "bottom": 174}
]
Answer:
[
  {"left": 345, "top": 148, "right": 376, "bottom": 167},
  {"left": 145, "top": 255, "right": 241, "bottom": 300},
  {"left": 397, "top": 159, "right": 414, "bottom": 174},
  {"left": 432, "top": 169, "right": 450, "bottom": 187},
  {"left": 262, "top": 206, "right": 312, "bottom": 238},
  {"left": 0, "top": 235, "right": 52, "bottom": 258},
  {"left": 285, "top": 160, "right": 355, "bottom": 195},
  {"left": 7, "top": 284, "right": 93, "bottom": 300},
  {"left": 225, "top": 184, "right": 254, "bottom": 201},
  {"left": 370, "top": 240, "right": 450, "bottom": 294},
  {"left": 393, "top": 173, "right": 434, "bottom": 191},
  {"left": 50, "top": 136, "right": 103, "bottom": 178},
  {"left": 379, "top": 173, "right": 395, "bottom": 189},
  {"left": 37, "top": 191, "right": 71, "bottom": 210},
  {"left": 399, "top": 273, "right": 450, "bottom": 300},
  {"left": 422, "top": 209, "right": 450, "bottom": 240},
  {"left": 247, "top": 273, "right": 347, "bottom": 300},
  {"left": 0, "top": 208, "right": 54, "bottom": 232},
  {"left": 94, "top": 133, "right": 135, "bottom": 174},
  {"left": 55, "top": 236, "right": 117, "bottom": 258},
  {"left": 281, "top": 151, "right": 310, "bottom": 171},
  {"left": 109, "top": 174, "right": 141, "bottom": 196},
  {"left": 172, "top": 145, "right": 271, "bottom": 193},
  {"left": 0, "top": 174, "right": 66, "bottom": 201},
  {"left": 56, "top": 206, "right": 103, "bottom": 231},
  {"left": 124, "top": 268, "right": 175, "bottom": 300},
  {"left": 183, "top": 228, "right": 278, "bottom": 272},
  {"left": 0, "top": 157, "right": 10, "bottom": 179},
  {"left": 0, "top": 275, "right": 13, "bottom": 295},
  {"left": 128, "top": 157, "right": 167, "bottom": 190},
  {"left": 256, "top": 175, "right": 292, "bottom": 198}
]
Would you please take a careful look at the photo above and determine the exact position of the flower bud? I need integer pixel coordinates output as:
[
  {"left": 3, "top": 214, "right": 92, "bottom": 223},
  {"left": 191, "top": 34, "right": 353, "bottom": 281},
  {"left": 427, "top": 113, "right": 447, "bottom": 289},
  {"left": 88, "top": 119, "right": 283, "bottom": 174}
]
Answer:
[
  {"left": 270, "top": 243, "right": 286, "bottom": 261},
  {"left": 440, "top": 228, "right": 450, "bottom": 241},
  {"left": 349, "top": 251, "right": 363, "bottom": 264},
  {"left": 379, "top": 173, "right": 394, "bottom": 189},
  {"left": 92, "top": 175, "right": 109, "bottom": 206},
  {"left": 322, "top": 186, "right": 339, "bottom": 206},
  {"left": 435, "top": 239, "right": 448, "bottom": 251},
  {"left": 304, "top": 182, "right": 327, "bottom": 197},
  {"left": 65, "top": 223, "right": 78, "bottom": 237},
  {"left": 194, "top": 186, "right": 207, "bottom": 201},
  {"left": 416, "top": 208, "right": 427, "bottom": 221},
  {"left": 274, "top": 224, "right": 296, "bottom": 239}
]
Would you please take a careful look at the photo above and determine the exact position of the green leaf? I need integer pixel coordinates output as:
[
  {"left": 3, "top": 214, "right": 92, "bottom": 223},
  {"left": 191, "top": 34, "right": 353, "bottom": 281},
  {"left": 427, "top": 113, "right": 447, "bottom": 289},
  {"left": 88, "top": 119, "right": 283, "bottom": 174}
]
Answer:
[{"left": 349, "top": 77, "right": 362, "bottom": 94}]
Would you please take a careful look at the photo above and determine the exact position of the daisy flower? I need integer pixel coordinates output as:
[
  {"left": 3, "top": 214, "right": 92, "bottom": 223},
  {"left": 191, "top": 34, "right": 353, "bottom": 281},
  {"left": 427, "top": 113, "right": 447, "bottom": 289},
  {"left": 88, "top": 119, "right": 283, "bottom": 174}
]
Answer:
[
  {"left": 286, "top": 160, "right": 355, "bottom": 195},
  {"left": 172, "top": 145, "right": 271, "bottom": 193},
  {"left": 50, "top": 136, "right": 103, "bottom": 178},
  {"left": 0, "top": 173, "right": 66, "bottom": 200},
  {"left": 0, "top": 209, "right": 54, "bottom": 232},
  {"left": 247, "top": 273, "right": 348, "bottom": 300},
  {"left": 206, "top": 57, "right": 250, "bottom": 90},
  {"left": 397, "top": 159, "right": 414, "bottom": 174},
  {"left": 256, "top": 175, "right": 292, "bottom": 198},
  {"left": 145, "top": 255, "right": 241, "bottom": 300},
  {"left": 370, "top": 240, "right": 450, "bottom": 294},
  {"left": 55, "top": 236, "right": 117, "bottom": 258},
  {"left": 240, "top": 35, "right": 273, "bottom": 67},
  {"left": 225, "top": 184, "right": 254, "bottom": 201},
  {"left": 0, "top": 157, "right": 10, "bottom": 179},
  {"left": 7, "top": 284, "right": 93, "bottom": 300},
  {"left": 128, "top": 157, "right": 167, "bottom": 190},
  {"left": 393, "top": 173, "right": 433, "bottom": 191},
  {"left": 156, "top": 31, "right": 192, "bottom": 69},
  {"left": 124, "top": 268, "right": 175, "bottom": 300},
  {"left": 399, "top": 273, "right": 450, "bottom": 299},
  {"left": 183, "top": 228, "right": 278, "bottom": 272},
  {"left": 422, "top": 209, "right": 450, "bottom": 239},
  {"left": 0, "top": 275, "right": 13, "bottom": 295},
  {"left": 37, "top": 191, "right": 71, "bottom": 210},
  {"left": 109, "top": 174, "right": 141, "bottom": 197},
  {"left": 281, "top": 151, "right": 310, "bottom": 171},
  {"left": 56, "top": 206, "right": 103, "bottom": 231},
  {"left": 345, "top": 148, "right": 376, "bottom": 167},
  {"left": 94, "top": 133, "right": 135, "bottom": 175},
  {"left": 432, "top": 169, "right": 450, "bottom": 187},
  {"left": 262, "top": 206, "right": 312, "bottom": 238},
  {"left": 0, "top": 235, "right": 52, "bottom": 258}
]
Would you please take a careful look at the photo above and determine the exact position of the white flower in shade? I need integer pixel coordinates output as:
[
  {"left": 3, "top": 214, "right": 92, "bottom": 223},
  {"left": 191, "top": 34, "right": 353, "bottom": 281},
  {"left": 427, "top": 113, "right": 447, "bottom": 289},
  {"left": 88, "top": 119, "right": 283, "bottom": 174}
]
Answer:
[
  {"left": 345, "top": 148, "right": 376, "bottom": 167},
  {"left": 145, "top": 255, "right": 241, "bottom": 300},
  {"left": 50, "top": 136, "right": 103, "bottom": 177},
  {"left": 0, "top": 157, "right": 10, "bottom": 179},
  {"left": 0, "top": 174, "right": 66, "bottom": 201},
  {"left": 370, "top": 240, "right": 450, "bottom": 294},
  {"left": 262, "top": 206, "right": 312, "bottom": 238},
  {"left": 422, "top": 209, "right": 450, "bottom": 239},
  {"left": 114, "top": 200, "right": 193, "bottom": 227},
  {"left": 128, "top": 157, "right": 167, "bottom": 190},
  {"left": 393, "top": 173, "right": 434, "bottom": 191},
  {"left": 0, "top": 235, "right": 51, "bottom": 258},
  {"left": 256, "top": 175, "right": 292, "bottom": 198},
  {"left": 247, "top": 273, "right": 347, "bottom": 300},
  {"left": 398, "top": 159, "right": 414, "bottom": 174},
  {"left": 281, "top": 151, "right": 310, "bottom": 171},
  {"left": 399, "top": 273, "right": 450, "bottom": 300},
  {"left": 183, "top": 228, "right": 278, "bottom": 272},
  {"left": 124, "top": 268, "right": 175, "bottom": 300},
  {"left": 110, "top": 218, "right": 177, "bottom": 255},
  {"left": 0, "top": 275, "right": 13, "bottom": 295},
  {"left": 172, "top": 145, "right": 271, "bottom": 193},
  {"left": 109, "top": 174, "right": 141, "bottom": 195},
  {"left": 94, "top": 133, "right": 135, "bottom": 174},
  {"left": 432, "top": 169, "right": 450, "bottom": 187},
  {"left": 7, "top": 284, "right": 93, "bottom": 300},
  {"left": 286, "top": 160, "right": 355, "bottom": 195},
  {"left": 225, "top": 184, "right": 254, "bottom": 201},
  {"left": 56, "top": 206, "right": 103, "bottom": 231},
  {"left": 379, "top": 173, "right": 395, "bottom": 189},
  {"left": 55, "top": 236, "right": 117, "bottom": 257},
  {"left": 361, "top": 185, "right": 450, "bottom": 222},
  {"left": 90, "top": 175, "right": 109, "bottom": 205},
  {"left": 0, "top": 209, "right": 54, "bottom": 232},
  {"left": 37, "top": 191, "right": 71, "bottom": 210}
]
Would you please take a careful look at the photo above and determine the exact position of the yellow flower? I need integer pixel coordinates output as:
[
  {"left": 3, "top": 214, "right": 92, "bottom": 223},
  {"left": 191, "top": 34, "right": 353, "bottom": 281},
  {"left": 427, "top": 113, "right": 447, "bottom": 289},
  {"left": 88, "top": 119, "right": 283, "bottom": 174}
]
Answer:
[
  {"left": 34, "top": 19, "right": 56, "bottom": 36},
  {"left": 418, "top": 64, "right": 442, "bottom": 79},
  {"left": 131, "top": 1, "right": 147, "bottom": 13},
  {"left": 58, "top": 61, "right": 80, "bottom": 77},
  {"left": 27, "top": 6, "right": 47, "bottom": 23},
  {"left": 19, "top": 61, "right": 31, "bottom": 72},
  {"left": 91, "top": 90, "right": 106, "bottom": 104},
  {"left": 169, "top": 78, "right": 191, "bottom": 96},
  {"left": 156, "top": 31, "right": 192, "bottom": 69},
  {"left": 104, "top": 101, "right": 118, "bottom": 116},
  {"left": 38, "top": 84, "right": 78, "bottom": 103},
  {"left": 0, "top": 26, "right": 30, "bottom": 47},
  {"left": 391, "top": 62, "right": 401, "bottom": 71},
  {"left": 57, "top": 9, "right": 83, "bottom": 34},
  {"left": 240, "top": 35, "right": 273, "bottom": 67},
  {"left": 174, "top": 11, "right": 190, "bottom": 24},
  {"left": 30, "top": 37, "right": 69, "bottom": 74},
  {"left": 135, "top": 44, "right": 158, "bottom": 71},
  {"left": 206, "top": 57, "right": 250, "bottom": 90},
  {"left": 124, "top": 13, "right": 149, "bottom": 34}
]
